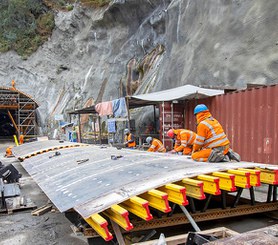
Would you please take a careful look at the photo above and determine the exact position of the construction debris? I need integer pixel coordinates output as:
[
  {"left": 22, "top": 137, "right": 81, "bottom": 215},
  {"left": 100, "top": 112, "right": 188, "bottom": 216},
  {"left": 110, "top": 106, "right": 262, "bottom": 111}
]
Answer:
[
  {"left": 5, "top": 196, "right": 36, "bottom": 214},
  {"left": 77, "top": 158, "right": 89, "bottom": 164}
]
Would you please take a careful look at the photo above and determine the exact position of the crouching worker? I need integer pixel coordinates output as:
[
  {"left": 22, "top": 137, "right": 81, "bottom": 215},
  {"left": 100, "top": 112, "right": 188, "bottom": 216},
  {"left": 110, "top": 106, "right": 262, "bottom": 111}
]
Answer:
[
  {"left": 146, "top": 137, "right": 166, "bottom": 153},
  {"left": 5, "top": 146, "right": 14, "bottom": 158},
  {"left": 167, "top": 128, "right": 196, "bottom": 155},
  {"left": 124, "top": 128, "right": 136, "bottom": 148},
  {"left": 192, "top": 104, "right": 240, "bottom": 162}
]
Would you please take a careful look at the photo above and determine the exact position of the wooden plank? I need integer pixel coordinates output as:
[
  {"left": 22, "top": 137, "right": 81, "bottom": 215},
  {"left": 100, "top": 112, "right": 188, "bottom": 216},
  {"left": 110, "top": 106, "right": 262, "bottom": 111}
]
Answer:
[
  {"left": 132, "top": 227, "right": 239, "bottom": 245},
  {"left": 31, "top": 204, "right": 52, "bottom": 216}
]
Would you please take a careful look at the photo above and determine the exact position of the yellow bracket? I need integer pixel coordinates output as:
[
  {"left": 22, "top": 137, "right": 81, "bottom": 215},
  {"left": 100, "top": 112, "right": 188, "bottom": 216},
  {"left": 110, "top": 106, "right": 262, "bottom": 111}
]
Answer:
[
  {"left": 121, "top": 196, "right": 153, "bottom": 221},
  {"left": 227, "top": 169, "right": 251, "bottom": 188},
  {"left": 85, "top": 213, "right": 113, "bottom": 241},
  {"left": 158, "top": 183, "right": 188, "bottom": 206},
  {"left": 13, "top": 135, "right": 19, "bottom": 146},
  {"left": 103, "top": 204, "right": 133, "bottom": 231},
  {"left": 179, "top": 178, "right": 206, "bottom": 200},
  {"left": 212, "top": 172, "right": 237, "bottom": 192},
  {"left": 195, "top": 175, "right": 221, "bottom": 195},
  {"left": 255, "top": 168, "right": 278, "bottom": 185},
  {"left": 140, "top": 189, "right": 171, "bottom": 213},
  {"left": 238, "top": 168, "right": 261, "bottom": 187}
]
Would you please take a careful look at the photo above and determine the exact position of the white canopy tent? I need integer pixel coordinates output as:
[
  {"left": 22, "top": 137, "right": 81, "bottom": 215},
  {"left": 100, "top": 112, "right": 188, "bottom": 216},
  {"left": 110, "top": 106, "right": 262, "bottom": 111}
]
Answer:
[{"left": 130, "top": 84, "right": 224, "bottom": 102}]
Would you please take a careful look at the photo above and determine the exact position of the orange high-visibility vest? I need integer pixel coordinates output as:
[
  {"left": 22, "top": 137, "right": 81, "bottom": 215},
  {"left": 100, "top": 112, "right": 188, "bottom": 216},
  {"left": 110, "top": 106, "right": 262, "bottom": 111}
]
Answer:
[
  {"left": 125, "top": 133, "right": 136, "bottom": 148},
  {"left": 174, "top": 129, "right": 196, "bottom": 152},
  {"left": 194, "top": 117, "right": 229, "bottom": 151},
  {"left": 147, "top": 138, "right": 166, "bottom": 153},
  {"left": 6, "top": 147, "right": 13, "bottom": 156},
  {"left": 19, "top": 134, "right": 24, "bottom": 145}
]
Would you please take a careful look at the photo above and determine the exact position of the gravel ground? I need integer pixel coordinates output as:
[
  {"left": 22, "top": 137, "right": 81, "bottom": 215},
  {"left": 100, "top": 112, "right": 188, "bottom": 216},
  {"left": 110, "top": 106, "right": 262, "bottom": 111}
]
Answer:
[{"left": 0, "top": 142, "right": 88, "bottom": 245}]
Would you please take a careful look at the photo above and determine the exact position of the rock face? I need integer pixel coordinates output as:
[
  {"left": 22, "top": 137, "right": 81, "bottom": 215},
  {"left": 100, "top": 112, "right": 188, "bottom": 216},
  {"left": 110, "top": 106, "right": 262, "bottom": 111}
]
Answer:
[{"left": 0, "top": 0, "right": 277, "bottom": 133}]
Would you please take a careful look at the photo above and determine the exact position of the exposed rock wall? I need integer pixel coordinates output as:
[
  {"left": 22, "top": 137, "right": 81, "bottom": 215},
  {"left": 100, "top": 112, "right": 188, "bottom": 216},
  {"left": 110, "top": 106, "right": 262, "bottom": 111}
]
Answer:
[{"left": 0, "top": 0, "right": 277, "bottom": 133}]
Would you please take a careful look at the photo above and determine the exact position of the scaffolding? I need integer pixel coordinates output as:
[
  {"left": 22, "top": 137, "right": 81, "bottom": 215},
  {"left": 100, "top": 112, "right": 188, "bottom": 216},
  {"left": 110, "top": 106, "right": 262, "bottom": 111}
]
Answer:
[{"left": 0, "top": 87, "right": 38, "bottom": 139}]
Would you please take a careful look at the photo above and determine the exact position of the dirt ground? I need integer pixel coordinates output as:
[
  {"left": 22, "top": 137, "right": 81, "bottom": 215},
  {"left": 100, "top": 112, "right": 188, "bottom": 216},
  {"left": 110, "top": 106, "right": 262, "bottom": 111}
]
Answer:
[{"left": 0, "top": 142, "right": 278, "bottom": 245}]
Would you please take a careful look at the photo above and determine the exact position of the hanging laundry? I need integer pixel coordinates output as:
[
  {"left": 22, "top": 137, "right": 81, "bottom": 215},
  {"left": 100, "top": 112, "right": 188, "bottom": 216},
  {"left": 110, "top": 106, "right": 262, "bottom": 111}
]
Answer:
[
  {"left": 112, "top": 97, "right": 128, "bottom": 117},
  {"left": 95, "top": 101, "right": 113, "bottom": 116}
]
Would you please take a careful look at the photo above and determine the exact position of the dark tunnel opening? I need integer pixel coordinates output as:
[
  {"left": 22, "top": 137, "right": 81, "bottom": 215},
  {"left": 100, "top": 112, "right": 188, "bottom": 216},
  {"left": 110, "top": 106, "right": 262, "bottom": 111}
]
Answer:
[{"left": 0, "top": 110, "right": 17, "bottom": 138}]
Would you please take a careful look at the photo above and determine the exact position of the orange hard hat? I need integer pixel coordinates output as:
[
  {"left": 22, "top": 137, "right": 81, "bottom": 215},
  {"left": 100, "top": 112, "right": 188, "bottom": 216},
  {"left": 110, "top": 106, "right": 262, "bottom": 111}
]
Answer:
[{"left": 167, "top": 129, "right": 175, "bottom": 138}]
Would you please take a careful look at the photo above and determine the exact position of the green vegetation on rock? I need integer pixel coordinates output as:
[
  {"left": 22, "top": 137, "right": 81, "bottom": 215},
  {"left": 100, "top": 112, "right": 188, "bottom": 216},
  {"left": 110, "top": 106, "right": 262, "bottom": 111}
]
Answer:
[
  {"left": 80, "top": 0, "right": 110, "bottom": 7},
  {"left": 0, "top": 0, "right": 74, "bottom": 57},
  {"left": 0, "top": 0, "right": 110, "bottom": 57},
  {"left": 0, "top": 0, "right": 51, "bottom": 56}
]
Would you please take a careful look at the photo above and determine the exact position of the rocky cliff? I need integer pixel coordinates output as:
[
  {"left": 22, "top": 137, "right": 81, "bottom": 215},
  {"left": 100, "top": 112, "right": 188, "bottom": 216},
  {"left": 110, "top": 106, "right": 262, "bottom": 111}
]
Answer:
[{"left": 0, "top": 0, "right": 277, "bottom": 133}]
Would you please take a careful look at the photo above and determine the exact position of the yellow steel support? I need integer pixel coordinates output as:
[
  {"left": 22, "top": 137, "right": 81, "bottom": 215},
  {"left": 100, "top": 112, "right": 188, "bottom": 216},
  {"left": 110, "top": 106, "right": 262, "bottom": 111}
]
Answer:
[
  {"left": 227, "top": 169, "right": 251, "bottom": 188},
  {"left": 13, "top": 135, "right": 19, "bottom": 146},
  {"left": 238, "top": 168, "right": 261, "bottom": 187},
  {"left": 255, "top": 168, "right": 278, "bottom": 185},
  {"left": 158, "top": 183, "right": 188, "bottom": 206},
  {"left": 121, "top": 196, "right": 153, "bottom": 221},
  {"left": 103, "top": 204, "right": 133, "bottom": 231},
  {"left": 179, "top": 178, "right": 206, "bottom": 200},
  {"left": 195, "top": 175, "right": 221, "bottom": 195},
  {"left": 140, "top": 189, "right": 171, "bottom": 213},
  {"left": 212, "top": 172, "right": 237, "bottom": 192},
  {"left": 85, "top": 214, "right": 113, "bottom": 241}
]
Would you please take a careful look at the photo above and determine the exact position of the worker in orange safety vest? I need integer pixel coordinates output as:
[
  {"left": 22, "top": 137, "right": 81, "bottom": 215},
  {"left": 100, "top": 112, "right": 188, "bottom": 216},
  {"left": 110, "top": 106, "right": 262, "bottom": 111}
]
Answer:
[
  {"left": 5, "top": 146, "right": 13, "bottom": 157},
  {"left": 19, "top": 132, "right": 24, "bottom": 145},
  {"left": 146, "top": 137, "right": 166, "bottom": 153},
  {"left": 124, "top": 128, "right": 136, "bottom": 148},
  {"left": 192, "top": 104, "right": 240, "bottom": 162},
  {"left": 167, "top": 128, "right": 196, "bottom": 155}
]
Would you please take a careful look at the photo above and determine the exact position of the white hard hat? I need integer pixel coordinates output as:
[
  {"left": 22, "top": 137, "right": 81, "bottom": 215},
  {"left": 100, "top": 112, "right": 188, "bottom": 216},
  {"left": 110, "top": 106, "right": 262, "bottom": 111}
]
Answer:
[
  {"left": 124, "top": 128, "right": 130, "bottom": 134},
  {"left": 146, "top": 137, "right": 153, "bottom": 144}
]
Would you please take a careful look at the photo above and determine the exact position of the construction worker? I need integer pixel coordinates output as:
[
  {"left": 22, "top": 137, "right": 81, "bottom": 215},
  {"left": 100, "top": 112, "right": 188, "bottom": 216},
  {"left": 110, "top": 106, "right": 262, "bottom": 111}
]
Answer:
[
  {"left": 124, "top": 128, "right": 136, "bottom": 148},
  {"left": 5, "top": 146, "right": 13, "bottom": 157},
  {"left": 192, "top": 104, "right": 240, "bottom": 162},
  {"left": 167, "top": 128, "right": 196, "bottom": 155},
  {"left": 11, "top": 79, "right": 16, "bottom": 90},
  {"left": 19, "top": 132, "right": 24, "bottom": 145},
  {"left": 146, "top": 137, "right": 166, "bottom": 153}
]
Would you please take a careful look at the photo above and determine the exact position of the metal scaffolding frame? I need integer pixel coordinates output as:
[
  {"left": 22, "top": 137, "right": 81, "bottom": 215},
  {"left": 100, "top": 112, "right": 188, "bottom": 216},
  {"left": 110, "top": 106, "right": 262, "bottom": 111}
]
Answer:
[{"left": 0, "top": 87, "right": 38, "bottom": 139}]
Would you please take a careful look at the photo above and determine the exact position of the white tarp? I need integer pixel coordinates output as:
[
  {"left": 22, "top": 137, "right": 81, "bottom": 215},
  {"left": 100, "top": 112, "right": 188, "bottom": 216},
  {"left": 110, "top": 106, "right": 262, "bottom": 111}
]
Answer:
[{"left": 131, "top": 85, "right": 224, "bottom": 102}]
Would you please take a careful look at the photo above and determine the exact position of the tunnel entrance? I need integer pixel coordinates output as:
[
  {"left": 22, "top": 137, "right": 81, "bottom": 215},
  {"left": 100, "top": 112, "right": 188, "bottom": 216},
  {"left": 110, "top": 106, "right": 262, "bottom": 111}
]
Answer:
[
  {"left": 0, "top": 84, "right": 39, "bottom": 142},
  {"left": 0, "top": 110, "right": 17, "bottom": 139}
]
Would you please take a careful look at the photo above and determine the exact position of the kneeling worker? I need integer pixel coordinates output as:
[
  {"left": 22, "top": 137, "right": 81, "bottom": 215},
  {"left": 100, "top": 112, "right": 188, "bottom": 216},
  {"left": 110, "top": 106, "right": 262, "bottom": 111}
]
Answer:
[
  {"left": 5, "top": 146, "right": 13, "bottom": 158},
  {"left": 124, "top": 128, "right": 136, "bottom": 148},
  {"left": 192, "top": 104, "right": 240, "bottom": 162},
  {"left": 146, "top": 137, "right": 166, "bottom": 153},
  {"left": 167, "top": 128, "right": 196, "bottom": 155}
]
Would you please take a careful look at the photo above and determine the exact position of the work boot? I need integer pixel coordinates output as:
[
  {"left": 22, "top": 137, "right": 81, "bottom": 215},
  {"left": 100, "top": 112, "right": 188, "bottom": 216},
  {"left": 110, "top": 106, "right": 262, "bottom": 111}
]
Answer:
[
  {"left": 222, "top": 155, "right": 230, "bottom": 162},
  {"left": 227, "top": 149, "right": 241, "bottom": 162},
  {"left": 208, "top": 148, "right": 225, "bottom": 162}
]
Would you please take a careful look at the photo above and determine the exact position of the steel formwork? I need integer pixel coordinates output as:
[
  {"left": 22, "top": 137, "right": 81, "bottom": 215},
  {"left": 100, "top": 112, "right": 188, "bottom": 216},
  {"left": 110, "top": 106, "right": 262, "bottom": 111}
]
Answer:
[{"left": 14, "top": 141, "right": 278, "bottom": 242}]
